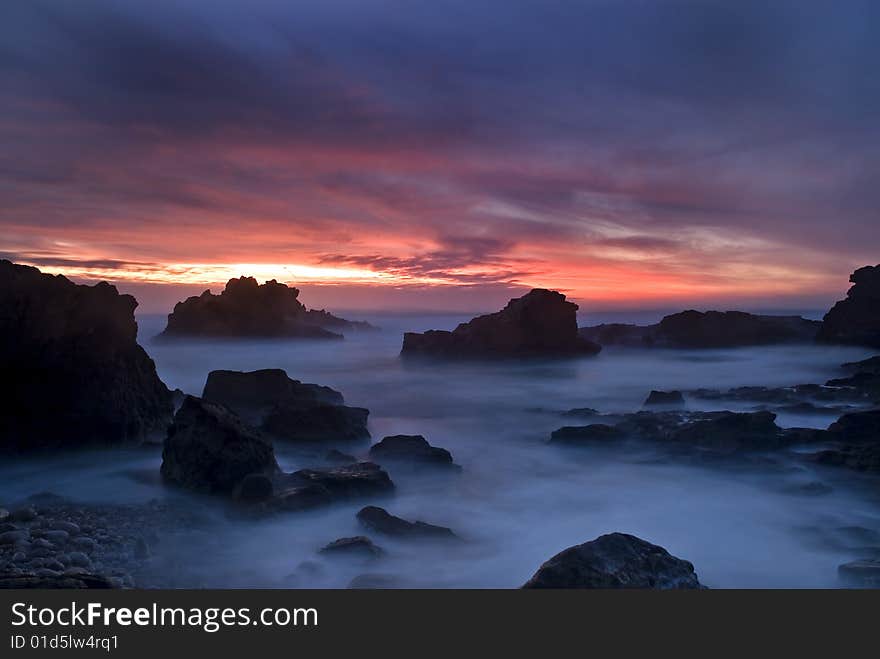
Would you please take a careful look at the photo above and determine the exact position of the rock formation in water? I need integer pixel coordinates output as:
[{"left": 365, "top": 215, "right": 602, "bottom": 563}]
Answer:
[
  {"left": 643, "top": 390, "right": 685, "bottom": 408},
  {"left": 401, "top": 289, "right": 601, "bottom": 358},
  {"left": 161, "top": 396, "right": 280, "bottom": 494},
  {"left": 522, "top": 532, "right": 703, "bottom": 588},
  {"left": 161, "top": 396, "right": 391, "bottom": 508},
  {"left": 817, "top": 264, "right": 880, "bottom": 347},
  {"left": 356, "top": 506, "right": 458, "bottom": 540},
  {"left": 0, "top": 260, "right": 173, "bottom": 452},
  {"left": 160, "top": 276, "right": 373, "bottom": 339},
  {"left": 581, "top": 310, "right": 819, "bottom": 348},
  {"left": 202, "top": 369, "right": 370, "bottom": 442},
  {"left": 810, "top": 409, "right": 880, "bottom": 473},
  {"left": 368, "top": 435, "right": 458, "bottom": 469}
]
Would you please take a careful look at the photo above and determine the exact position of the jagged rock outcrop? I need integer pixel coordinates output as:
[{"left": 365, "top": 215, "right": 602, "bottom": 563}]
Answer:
[
  {"left": 319, "top": 536, "right": 383, "bottom": 559},
  {"left": 356, "top": 506, "right": 458, "bottom": 540},
  {"left": 809, "top": 409, "right": 880, "bottom": 473},
  {"left": 368, "top": 435, "right": 457, "bottom": 468},
  {"left": 580, "top": 310, "right": 819, "bottom": 348},
  {"left": 818, "top": 265, "right": 880, "bottom": 347},
  {"left": 522, "top": 532, "right": 703, "bottom": 589},
  {"left": 550, "top": 410, "right": 818, "bottom": 454},
  {"left": 0, "top": 260, "right": 172, "bottom": 452},
  {"left": 160, "top": 276, "right": 372, "bottom": 339},
  {"left": 268, "top": 464, "right": 394, "bottom": 512},
  {"left": 202, "top": 369, "right": 370, "bottom": 442},
  {"left": 401, "top": 289, "right": 601, "bottom": 359},
  {"left": 161, "top": 396, "right": 279, "bottom": 494}
]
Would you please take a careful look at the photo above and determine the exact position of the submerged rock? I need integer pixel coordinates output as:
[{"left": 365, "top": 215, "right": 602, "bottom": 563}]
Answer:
[
  {"left": 269, "top": 464, "right": 394, "bottom": 511},
  {"left": 402, "top": 289, "right": 601, "bottom": 359},
  {"left": 160, "top": 276, "right": 372, "bottom": 339},
  {"left": 644, "top": 390, "right": 685, "bottom": 408},
  {"left": 838, "top": 559, "right": 880, "bottom": 587},
  {"left": 580, "top": 310, "right": 819, "bottom": 348},
  {"left": 356, "top": 506, "right": 458, "bottom": 540},
  {"left": 319, "top": 536, "right": 383, "bottom": 559},
  {"left": 203, "top": 369, "right": 370, "bottom": 442},
  {"left": 818, "top": 264, "right": 880, "bottom": 347},
  {"left": 0, "top": 260, "right": 172, "bottom": 452},
  {"left": 549, "top": 424, "right": 624, "bottom": 445},
  {"left": 522, "top": 532, "right": 703, "bottom": 589},
  {"left": 161, "top": 396, "right": 279, "bottom": 495},
  {"left": 368, "top": 435, "right": 456, "bottom": 468}
]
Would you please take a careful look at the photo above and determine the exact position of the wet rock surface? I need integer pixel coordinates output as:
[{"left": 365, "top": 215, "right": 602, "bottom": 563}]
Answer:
[
  {"left": 0, "top": 260, "right": 172, "bottom": 452},
  {"left": 644, "top": 390, "right": 685, "bottom": 408},
  {"left": 522, "top": 532, "right": 703, "bottom": 589},
  {"left": 319, "top": 536, "right": 383, "bottom": 559},
  {"left": 402, "top": 289, "right": 601, "bottom": 359}
]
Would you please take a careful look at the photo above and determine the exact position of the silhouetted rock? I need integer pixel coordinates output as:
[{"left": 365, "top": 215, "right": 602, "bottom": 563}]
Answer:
[
  {"left": 818, "top": 265, "right": 880, "bottom": 347},
  {"left": 161, "top": 396, "right": 279, "bottom": 494},
  {"left": 0, "top": 260, "right": 172, "bottom": 452},
  {"left": 368, "top": 435, "right": 456, "bottom": 468},
  {"left": 668, "top": 410, "right": 784, "bottom": 452},
  {"left": 842, "top": 355, "right": 880, "bottom": 375},
  {"left": 356, "top": 506, "right": 458, "bottom": 540},
  {"left": 262, "top": 402, "right": 370, "bottom": 443},
  {"left": 233, "top": 473, "right": 275, "bottom": 502},
  {"left": 809, "top": 409, "right": 880, "bottom": 474},
  {"left": 522, "top": 532, "right": 703, "bottom": 589},
  {"left": 320, "top": 536, "right": 383, "bottom": 559},
  {"left": 203, "top": 369, "right": 370, "bottom": 442},
  {"left": 402, "top": 289, "right": 601, "bottom": 359},
  {"left": 581, "top": 310, "right": 819, "bottom": 348},
  {"left": 203, "top": 369, "right": 343, "bottom": 422},
  {"left": 550, "top": 410, "right": 813, "bottom": 454},
  {"left": 549, "top": 424, "right": 624, "bottom": 444},
  {"left": 644, "top": 390, "right": 685, "bottom": 407},
  {"left": 160, "top": 276, "right": 372, "bottom": 339},
  {"left": 827, "top": 409, "right": 880, "bottom": 443},
  {"left": 270, "top": 464, "right": 394, "bottom": 511}
]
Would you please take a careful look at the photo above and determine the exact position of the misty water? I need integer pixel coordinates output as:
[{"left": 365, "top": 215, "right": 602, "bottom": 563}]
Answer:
[{"left": 3, "top": 311, "right": 879, "bottom": 588}]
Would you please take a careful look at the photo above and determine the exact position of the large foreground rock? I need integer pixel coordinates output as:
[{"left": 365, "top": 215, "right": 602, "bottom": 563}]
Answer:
[
  {"left": 0, "top": 260, "right": 172, "bottom": 452},
  {"left": 203, "top": 369, "right": 370, "bottom": 442},
  {"left": 818, "top": 264, "right": 880, "bottom": 347},
  {"left": 402, "top": 289, "right": 601, "bottom": 359},
  {"left": 522, "top": 533, "right": 703, "bottom": 589},
  {"left": 161, "top": 396, "right": 279, "bottom": 494},
  {"left": 160, "top": 276, "right": 372, "bottom": 339},
  {"left": 580, "top": 310, "right": 819, "bottom": 348}
]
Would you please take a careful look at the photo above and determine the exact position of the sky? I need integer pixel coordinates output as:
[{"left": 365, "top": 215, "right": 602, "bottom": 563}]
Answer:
[{"left": 1, "top": 0, "right": 878, "bottom": 313}]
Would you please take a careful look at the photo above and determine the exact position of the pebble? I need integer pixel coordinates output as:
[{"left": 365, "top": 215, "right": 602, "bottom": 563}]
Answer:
[
  {"left": 67, "top": 552, "right": 91, "bottom": 568},
  {"left": 72, "top": 536, "right": 97, "bottom": 551},
  {"left": 34, "top": 568, "right": 61, "bottom": 578},
  {"left": 0, "top": 508, "right": 9, "bottom": 523},
  {"left": 12, "top": 552, "right": 26, "bottom": 563},
  {"left": 51, "top": 521, "right": 81, "bottom": 535},
  {"left": 10, "top": 506, "right": 38, "bottom": 523},
  {"left": 32, "top": 538, "right": 52, "bottom": 549},
  {"left": 0, "top": 530, "right": 29, "bottom": 546},
  {"left": 0, "top": 523, "right": 18, "bottom": 534},
  {"left": 42, "top": 530, "right": 69, "bottom": 544}
]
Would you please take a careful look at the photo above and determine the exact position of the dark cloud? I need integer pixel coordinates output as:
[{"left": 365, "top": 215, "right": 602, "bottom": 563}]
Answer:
[{"left": 1, "top": 0, "right": 879, "bottom": 302}]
